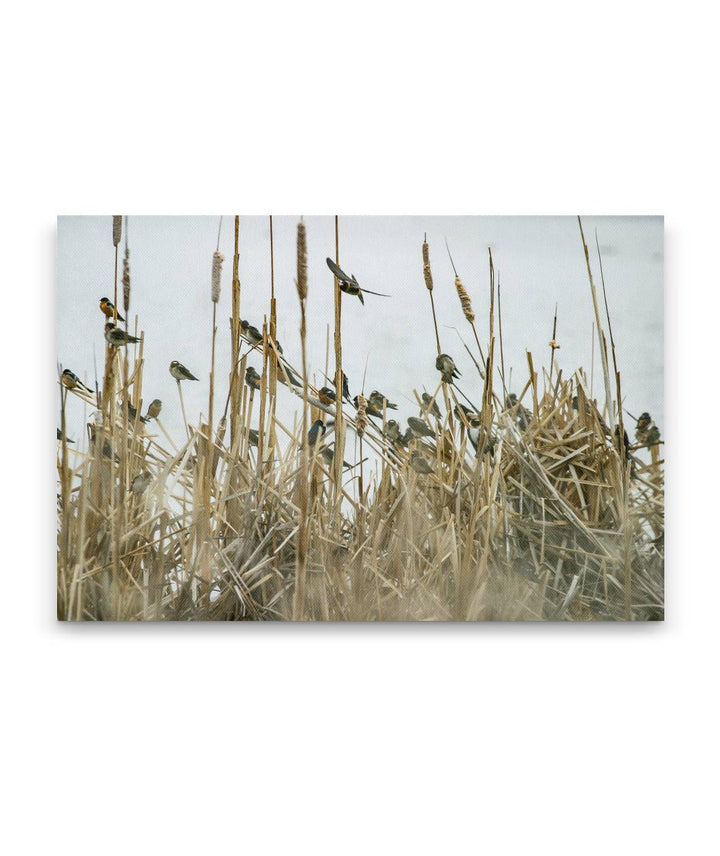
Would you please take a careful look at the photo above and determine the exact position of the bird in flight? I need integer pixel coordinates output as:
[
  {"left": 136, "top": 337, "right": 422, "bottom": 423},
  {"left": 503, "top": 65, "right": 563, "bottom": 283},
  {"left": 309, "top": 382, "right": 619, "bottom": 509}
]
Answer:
[{"left": 326, "top": 258, "right": 391, "bottom": 305}]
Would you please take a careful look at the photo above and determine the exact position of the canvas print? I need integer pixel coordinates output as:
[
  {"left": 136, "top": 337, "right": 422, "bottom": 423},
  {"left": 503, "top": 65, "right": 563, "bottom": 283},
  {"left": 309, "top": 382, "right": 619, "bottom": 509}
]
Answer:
[{"left": 56, "top": 216, "right": 663, "bottom": 621}]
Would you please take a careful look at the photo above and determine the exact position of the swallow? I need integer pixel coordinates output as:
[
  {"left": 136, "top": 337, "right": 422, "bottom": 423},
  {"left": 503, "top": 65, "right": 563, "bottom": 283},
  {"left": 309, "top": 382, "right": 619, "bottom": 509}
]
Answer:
[
  {"left": 436, "top": 353, "right": 460, "bottom": 383},
  {"left": 308, "top": 419, "right": 326, "bottom": 447},
  {"left": 353, "top": 395, "right": 383, "bottom": 418},
  {"left": 407, "top": 416, "right": 435, "bottom": 438},
  {"left": 127, "top": 402, "right": 149, "bottom": 423},
  {"left": 326, "top": 257, "right": 391, "bottom": 305},
  {"left": 614, "top": 425, "right": 631, "bottom": 460},
  {"left": 245, "top": 367, "right": 262, "bottom": 391},
  {"left": 240, "top": 319, "right": 263, "bottom": 346},
  {"left": 320, "top": 446, "right": 352, "bottom": 469},
  {"left": 278, "top": 365, "right": 301, "bottom": 387},
  {"left": 61, "top": 368, "right": 93, "bottom": 393},
  {"left": 99, "top": 297, "right": 125, "bottom": 322},
  {"left": 170, "top": 361, "right": 198, "bottom": 381},
  {"left": 369, "top": 390, "right": 398, "bottom": 411},
  {"left": 331, "top": 371, "right": 352, "bottom": 402},
  {"left": 56, "top": 428, "right": 74, "bottom": 443},
  {"left": 505, "top": 394, "right": 530, "bottom": 430},
  {"left": 318, "top": 386, "right": 336, "bottom": 406},
  {"left": 421, "top": 392, "right": 441, "bottom": 420},
  {"left": 89, "top": 427, "right": 119, "bottom": 462},
  {"left": 409, "top": 450, "right": 434, "bottom": 474},
  {"left": 105, "top": 323, "right": 140, "bottom": 346},
  {"left": 645, "top": 425, "right": 661, "bottom": 446},
  {"left": 386, "top": 419, "right": 406, "bottom": 446},
  {"left": 129, "top": 470, "right": 152, "bottom": 494},
  {"left": 247, "top": 428, "right": 259, "bottom": 447},
  {"left": 636, "top": 412, "right": 652, "bottom": 433},
  {"left": 145, "top": 399, "right": 162, "bottom": 420}
]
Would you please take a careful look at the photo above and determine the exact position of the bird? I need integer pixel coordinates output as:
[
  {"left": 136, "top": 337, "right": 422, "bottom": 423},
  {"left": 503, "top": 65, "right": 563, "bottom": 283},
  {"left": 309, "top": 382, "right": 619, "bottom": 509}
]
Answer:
[
  {"left": 407, "top": 416, "right": 435, "bottom": 438},
  {"left": 56, "top": 428, "right": 74, "bottom": 443},
  {"left": 409, "top": 450, "right": 434, "bottom": 474},
  {"left": 308, "top": 419, "right": 326, "bottom": 447},
  {"left": 130, "top": 471, "right": 152, "bottom": 495},
  {"left": 145, "top": 399, "right": 162, "bottom": 420},
  {"left": 614, "top": 425, "right": 631, "bottom": 460},
  {"left": 105, "top": 323, "right": 139, "bottom": 346},
  {"left": 354, "top": 395, "right": 383, "bottom": 418},
  {"left": 245, "top": 367, "right": 261, "bottom": 391},
  {"left": 318, "top": 386, "right": 336, "bottom": 406},
  {"left": 369, "top": 390, "right": 398, "bottom": 411},
  {"left": 320, "top": 446, "right": 351, "bottom": 468},
  {"left": 645, "top": 425, "right": 661, "bottom": 446},
  {"left": 240, "top": 319, "right": 263, "bottom": 346},
  {"left": 89, "top": 427, "right": 119, "bottom": 462},
  {"left": 331, "top": 371, "right": 352, "bottom": 402},
  {"left": 170, "top": 361, "right": 198, "bottom": 381},
  {"left": 247, "top": 428, "right": 259, "bottom": 447},
  {"left": 635, "top": 412, "right": 661, "bottom": 447},
  {"left": 386, "top": 419, "right": 406, "bottom": 446},
  {"left": 127, "top": 402, "right": 149, "bottom": 423},
  {"left": 99, "top": 297, "right": 125, "bottom": 322},
  {"left": 421, "top": 392, "right": 441, "bottom": 420},
  {"left": 326, "top": 257, "right": 391, "bottom": 305},
  {"left": 436, "top": 353, "right": 460, "bottom": 383},
  {"left": 61, "top": 368, "right": 92, "bottom": 393},
  {"left": 278, "top": 364, "right": 301, "bottom": 387}
]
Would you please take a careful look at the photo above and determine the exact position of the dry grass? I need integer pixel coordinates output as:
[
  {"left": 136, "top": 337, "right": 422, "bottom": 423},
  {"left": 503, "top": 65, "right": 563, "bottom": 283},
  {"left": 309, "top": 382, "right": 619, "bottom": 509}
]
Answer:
[{"left": 56, "top": 216, "right": 664, "bottom": 621}]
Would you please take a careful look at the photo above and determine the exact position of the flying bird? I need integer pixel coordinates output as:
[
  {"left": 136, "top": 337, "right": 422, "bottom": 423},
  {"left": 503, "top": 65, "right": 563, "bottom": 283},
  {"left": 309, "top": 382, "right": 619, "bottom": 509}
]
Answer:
[
  {"left": 170, "top": 361, "right": 198, "bottom": 381},
  {"left": 436, "top": 353, "right": 460, "bottom": 384},
  {"left": 99, "top": 297, "right": 125, "bottom": 322},
  {"left": 61, "top": 368, "right": 92, "bottom": 393},
  {"left": 105, "top": 323, "right": 139, "bottom": 346},
  {"left": 326, "top": 257, "right": 391, "bottom": 305}
]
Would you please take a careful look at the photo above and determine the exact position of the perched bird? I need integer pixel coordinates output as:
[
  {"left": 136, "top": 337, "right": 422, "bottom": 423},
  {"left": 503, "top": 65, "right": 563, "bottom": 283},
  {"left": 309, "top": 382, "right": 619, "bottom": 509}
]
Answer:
[
  {"left": 635, "top": 412, "right": 661, "bottom": 447},
  {"left": 326, "top": 257, "right": 391, "bottom": 305},
  {"left": 386, "top": 419, "right": 406, "bottom": 446},
  {"left": 421, "top": 392, "right": 441, "bottom": 420},
  {"left": 247, "top": 428, "right": 259, "bottom": 447},
  {"left": 56, "top": 428, "right": 74, "bottom": 443},
  {"left": 636, "top": 412, "right": 652, "bottom": 434},
  {"left": 354, "top": 395, "right": 382, "bottom": 418},
  {"left": 369, "top": 390, "right": 398, "bottom": 411},
  {"left": 402, "top": 427, "right": 414, "bottom": 446},
  {"left": 105, "top": 323, "right": 140, "bottom": 346},
  {"left": 318, "top": 386, "right": 337, "bottom": 406},
  {"left": 505, "top": 393, "right": 530, "bottom": 430},
  {"left": 614, "top": 425, "right": 631, "bottom": 460},
  {"left": 409, "top": 450, "right": 434, "bottom": 474},
  {"left": 89, "top": 427, "right": 119, "bottom": 462},
  {"left": 145, "top": 399, "right": 162, "bottom": 420},
  {"left": 240, "top": 319, "right": 263, "bottom": 346},
  {"left": 170, "top": 360, "right": 198, "bottom": 381},
  {"left": 99, "top": 297, "right": 125, "bottom": 322},
  {"left": 331, "top": 371, "right": 352, "bottom": 402},
  {"left": 320, "top": 446, "right": 351, "bottom": 469},
  {"left": 61, "top": 368, "right": 92, "bottom": 393},
  {"left": 645, "top": 425, "right": 661, "bottom": 446},
  {"left": 436, "top": 353, "right": 460, "bottom": 383},
  {"left": 129, "top": 470, "right": 152, "bottom": 495},
  {"left": 278, "top": 364, "right": 301, "bottom": 387},
  {"left": 407, "top": 416, "right": 435, "bottom": 438},
  {"left": 308, "top": 419, "right": 326, "bottom": 447},
  {"left": 127, "top": 402, "right": 149, "bottom": 423},
  {"left": 245, "top": 367, "right": 261, "bottom": 391}
]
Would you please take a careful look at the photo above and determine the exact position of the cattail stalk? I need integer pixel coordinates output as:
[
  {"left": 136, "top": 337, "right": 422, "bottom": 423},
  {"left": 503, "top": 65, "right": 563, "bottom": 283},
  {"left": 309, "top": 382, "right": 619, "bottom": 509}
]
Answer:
[{"left": 294, "top": 220, "right": 309, "bottom": 620}]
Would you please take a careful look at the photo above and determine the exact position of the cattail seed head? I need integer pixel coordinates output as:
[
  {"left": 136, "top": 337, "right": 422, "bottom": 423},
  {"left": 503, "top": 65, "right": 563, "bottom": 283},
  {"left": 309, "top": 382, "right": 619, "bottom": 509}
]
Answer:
[
  {"left": 122, "top": 246, "right": 131, "bottom": 314},
  {"left": 211, "top": 250, "right": 224, "bottom": 303},
  {"left": 296, "top": 220, "right": 308, "bottom": 301},
  {"left": 356, "top": 395, "right": 368, "bottom": 438},
  {"left": 112, "top": 215, "right": 122, "bottom": 248},
  {"left": 422, "top": 240, "right": 434, "bottom": 291},
  {"left": 455, "top": 276, "right": 475, "bottom": 323}
]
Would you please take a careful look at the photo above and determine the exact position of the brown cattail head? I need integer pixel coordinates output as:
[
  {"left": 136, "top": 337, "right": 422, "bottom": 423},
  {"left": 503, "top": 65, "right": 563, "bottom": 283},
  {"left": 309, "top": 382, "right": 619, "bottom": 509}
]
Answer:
[
  {"left": 356, "top": 395, "right": 368, "bottom": 438},
  {"left": 455, "top": 276, "right": 475, "bottom": 323},
  {"left": 112, "top": 215, "right": 122, "bottom": 248},
  {"left": 422, "top": 240, "right": 434, "bottom": 291},
  {"left": 122, "top": 246, "right": 131, "bottom": 314},
  {"left": 211, "top": 250, "right": 224, "bottom": 303},
  {"left": 296, "top": 220, "right": 308, "bottom": 301}
]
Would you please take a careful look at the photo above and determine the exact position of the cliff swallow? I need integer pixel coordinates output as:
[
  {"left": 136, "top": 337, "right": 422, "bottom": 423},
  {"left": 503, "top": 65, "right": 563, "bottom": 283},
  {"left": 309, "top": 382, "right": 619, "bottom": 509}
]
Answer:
[
  {"left": 145, "top": 399, "right": 162, "bottom": 420},
  {"left": 61, "top": 368, "right": 92, "bottom": 393},
  {"left": 326, "top": 257, "right": 391, "bottom": 305},
  {"left": 105, "top": 323, "right": 139, "bottom": 346},
  {"left": 170, "top": 361, "right": 198, "bottom": 381},
  {"left": 369, "top": 390, "right": 398, "bottom": 411},
  {"left": 308, "top": 419, "right": 326, "bottom": 447},
  {"left": 421, "top": 392, "right": 441, "bottom": 420},
  {"left": 318, "top": 386, "right": 336, "bottom": 406},
  {"left": 636, "top": 412, "right": 652, "bottom": 433},
  {"left": 99, "top": 297, "right": 125, "bottom": 322},
  {"left": 56, "top": 428, "right": 74, "bottom": 443},
  {"left": 436, "top": 353, "right": 460, "bottom": 383},
  {"left": 245, "top": 367, "right": 262, "bottom": 391},
  {"left": 129, "top": 470, "right": 152, "bottom": 494},
  {"left": 386, "top": 419, "right": 406, "bottom": 446},
  {"left": 409, "top": 450, "right": 434, "bottom": 474},
  {"left": 353, "top": 395, "right": 383, "bottom": 418},
  {"left": 407, "top": 416, "right": 435, "bottom": 438}
]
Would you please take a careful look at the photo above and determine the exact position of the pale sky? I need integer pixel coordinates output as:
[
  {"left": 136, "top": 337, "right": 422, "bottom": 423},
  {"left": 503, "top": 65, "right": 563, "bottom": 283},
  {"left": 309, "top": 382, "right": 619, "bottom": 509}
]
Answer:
[{"left": 56, "top": 215, "right": 663, "bottom": 450}]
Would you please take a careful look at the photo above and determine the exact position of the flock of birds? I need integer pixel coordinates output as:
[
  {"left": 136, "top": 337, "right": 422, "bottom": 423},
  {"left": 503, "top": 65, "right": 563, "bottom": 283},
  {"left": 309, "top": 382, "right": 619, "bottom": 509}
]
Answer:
[{"left": 58, "top": 259, "right": 662, "bottom": 493}]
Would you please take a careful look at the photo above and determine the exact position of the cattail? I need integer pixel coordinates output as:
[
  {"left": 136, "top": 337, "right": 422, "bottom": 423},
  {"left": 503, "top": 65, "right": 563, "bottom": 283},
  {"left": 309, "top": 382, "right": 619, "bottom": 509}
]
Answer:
[
  {"left": 455, "top": 276, "right": 475, "bottom": 323},
  {"left": 422, "top": 239, "right": 433, "bottom": 291},
  {"left": 122, "top": 246, "right": 131, "bottom": 315},
  {"left": 211, "top": 250, "right": 224, "bottom": 303},
  {"left": 112, "top": 215, "right": 122, "bottom": 248},
  {"left": 296, "top": 220, "right": 308, "bottom": 300},
  {"left": 356, "top": 394, "right": 368, "bottom": 438}
]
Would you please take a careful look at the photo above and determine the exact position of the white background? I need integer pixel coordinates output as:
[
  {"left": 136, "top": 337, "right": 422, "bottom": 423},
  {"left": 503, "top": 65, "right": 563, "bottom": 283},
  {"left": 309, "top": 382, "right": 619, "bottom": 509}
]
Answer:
[{"left": 2, "top": 1, "right": 716, "bottom": 855}]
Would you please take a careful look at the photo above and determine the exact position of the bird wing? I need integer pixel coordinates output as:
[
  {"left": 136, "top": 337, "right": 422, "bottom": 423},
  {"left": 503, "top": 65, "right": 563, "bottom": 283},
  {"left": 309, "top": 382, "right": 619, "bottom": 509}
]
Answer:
[
  {"left": 358, "top": 288, "right": 391, "bottom": 297},
  {"left": 326, "top": 257, "right": 352, "bottom": 282}
]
